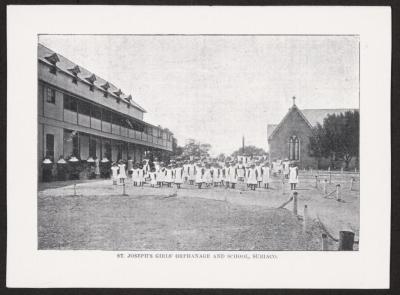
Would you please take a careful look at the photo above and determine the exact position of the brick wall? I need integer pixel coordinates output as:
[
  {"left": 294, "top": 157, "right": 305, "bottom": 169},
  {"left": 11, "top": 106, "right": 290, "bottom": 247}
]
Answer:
[{"left": 268, "top": 107, "right": 317, "bottom": 169}]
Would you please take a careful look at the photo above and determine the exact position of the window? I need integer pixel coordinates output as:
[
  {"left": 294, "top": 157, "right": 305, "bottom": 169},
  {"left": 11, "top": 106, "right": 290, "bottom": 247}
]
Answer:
[
  {"left": 63, "top": 130, "right": 79, "bottom": 157},
  {"left": 63, "top": 94, "right": 77, "bottom": 112},
  {"left": 78, "top": 100, "right": 91, "bottom": 116},
  {"left": 103, "top": 92, "right": 108, "bottom": 98},
  {"left": 112, "top": 112, "right": 121, "bottom": 126},
  {"left": 103, "top": 140, "right": 111, "bottom": 159},
  {"left": 49, "top": 65, "right": 57, "bottom": 75},
  {"left": 289, "top": 136, "right": 300, "bottom": 161},
  {"left": 72, "top": 77, "right": 78, "bottom": 84},
  {"left": 72, "top": 134, "right": 79, "bottom": 157},
  {"left": 89, "top": 85, "right": 94, "bottom": 92},
  {"left": 117, "top": 143, "right": 122, "bottom": 161},
  {"left": 91, "top": 105, "right": 102, "bottom": 120},
  {"left": 102, "top": 109, "right": 111, "bottom": 123},
  {"left": 45, "top": 134, "right": 54, "bottom": 160},
  {"left": 45, "top": 87, "right": 56, "bottom": 104},
  {"left": 89, "top": 137, "right": 97, "bottom": 158}
]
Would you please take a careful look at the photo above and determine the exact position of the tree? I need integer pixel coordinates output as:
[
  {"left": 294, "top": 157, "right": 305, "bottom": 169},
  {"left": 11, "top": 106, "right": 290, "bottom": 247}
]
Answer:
[
  {"left": 231, "top": 145, "right": 267, "bottom": 158},
  {"left": 217, "top": 153, "right": 226, "bottom": 162},
  {"left": 309, "top": 111, "right": 359, "bottom": 169},
  {"left": 181, "top": 139, "right": 212, "bottom": 160}
]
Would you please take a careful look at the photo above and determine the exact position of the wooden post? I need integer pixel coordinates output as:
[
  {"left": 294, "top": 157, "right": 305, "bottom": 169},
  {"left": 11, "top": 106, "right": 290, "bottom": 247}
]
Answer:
[
  {"left": 350, "top": 177, "right": 355, "bottom": 191},
  {"left": 329, "top": 171, "right": 332, "bottom": 184},
  {"left": 323, "top": 179, "right": 328, "bottom": 195},
  {"left": 338, "top": 231, "right": 355, "bottom": 250},
  {"left": 336, "top": 184, "right": 341, "bottom": 201},
  {"left": 303, "top": 205, "right": 308, "bottom": 233},
  {"left": 322, "top": 233, "right": 328, "bottom": 251},
  {"left": 341, "top": 167, "right": 344, "bottom": 174},
  {"left": 355, "top": 168, "right": 357, "bottom": 173},
  {"left": 293, "top": 191, "right": 298, "bottom": 215},
  {"left": 315, "top": 175, "right": 318, "bottom": 188},
  {"left": 122, "top": 181, "right": 128, "bottom": 196},
  {"left": 73, "top": 183, "right": 77, "bottom": 196}
]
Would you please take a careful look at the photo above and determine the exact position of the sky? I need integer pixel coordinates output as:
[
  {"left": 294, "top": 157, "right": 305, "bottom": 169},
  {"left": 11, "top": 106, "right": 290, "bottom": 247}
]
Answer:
[{"left": 39, "top": 35, "right": 359, "bottom": 156}]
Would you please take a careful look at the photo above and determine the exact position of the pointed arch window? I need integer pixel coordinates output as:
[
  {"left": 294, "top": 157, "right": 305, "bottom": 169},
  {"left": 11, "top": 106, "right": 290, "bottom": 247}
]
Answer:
[{"left": 289, "top": 136, "right": 300, "bottom": 161}]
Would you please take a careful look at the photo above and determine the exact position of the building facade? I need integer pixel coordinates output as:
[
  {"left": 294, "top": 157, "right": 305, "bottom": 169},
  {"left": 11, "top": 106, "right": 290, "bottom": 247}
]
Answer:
[
  {"left": 38, "top": 44, "right": 174, "bottom": 180},
  {"left": 267, "top": 99, "right": 357, "bottom": 169}
]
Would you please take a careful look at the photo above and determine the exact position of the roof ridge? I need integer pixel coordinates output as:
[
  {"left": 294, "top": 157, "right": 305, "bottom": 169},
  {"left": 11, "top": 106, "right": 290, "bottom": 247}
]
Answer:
[{"left": 38, "top": 43, "right": 147, "bottom": 113}]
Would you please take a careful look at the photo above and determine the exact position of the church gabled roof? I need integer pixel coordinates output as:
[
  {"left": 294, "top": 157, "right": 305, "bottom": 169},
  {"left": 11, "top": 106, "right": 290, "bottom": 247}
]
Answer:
[
  {"left": 267, "top": 124, "right": 278, "bottom": 140},
  {"left": 268, "top": 104, "right": 358, "bottom": 141},
  {"left": 268, "top": 105, "right": 313, "bottom": 141}
]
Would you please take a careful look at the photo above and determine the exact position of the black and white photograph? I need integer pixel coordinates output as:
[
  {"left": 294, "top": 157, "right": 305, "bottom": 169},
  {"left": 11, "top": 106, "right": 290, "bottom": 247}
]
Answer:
[
  {"left": 37, "top": 34, "right": 360, "bottom": 251},
  {"left": 7, "top": 6, "right": 391, "bottom": 289}
]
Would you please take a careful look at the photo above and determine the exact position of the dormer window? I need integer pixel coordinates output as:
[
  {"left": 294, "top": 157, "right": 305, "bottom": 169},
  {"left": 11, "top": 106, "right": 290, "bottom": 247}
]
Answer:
[
  {"left": 113, "top": 89, "right": 122, "bottom": 103},
  {"left": 68, "top": 65, "right": 80, "bottom": 84},
  {"left": 126, "top": 95, "right": 132, "bottom": 108},
  {"left": 101, "top": 82, "right": 110, "bottom": 98},
  {"left": 45, "top": 53, "right": 60, "bottom": 75},
  {"left": 85, "top": 74, "right": 96, "bottom": 92}
]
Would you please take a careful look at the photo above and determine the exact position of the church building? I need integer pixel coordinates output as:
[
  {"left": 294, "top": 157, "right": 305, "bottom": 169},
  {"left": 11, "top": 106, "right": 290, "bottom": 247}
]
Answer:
[{"left": 267, "top": 97, "right": 357, "bottom": 169}]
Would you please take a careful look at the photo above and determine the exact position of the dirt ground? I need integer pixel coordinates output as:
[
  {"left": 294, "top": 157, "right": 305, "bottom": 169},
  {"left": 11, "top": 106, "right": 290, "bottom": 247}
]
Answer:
[{"left": 38, "top": 171, "right": 359, "bottom": 251}]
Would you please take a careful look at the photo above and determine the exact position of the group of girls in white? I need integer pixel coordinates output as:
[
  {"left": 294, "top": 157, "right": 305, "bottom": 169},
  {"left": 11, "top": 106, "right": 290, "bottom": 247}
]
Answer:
[{"left": 110, "top": 159, "right": 299, "bottom": 191}]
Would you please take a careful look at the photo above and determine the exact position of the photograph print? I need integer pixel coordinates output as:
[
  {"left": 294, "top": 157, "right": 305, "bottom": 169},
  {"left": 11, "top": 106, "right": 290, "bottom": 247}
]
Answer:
[{"left": 37, "top": 34, "right": 360, "bottom": 251}]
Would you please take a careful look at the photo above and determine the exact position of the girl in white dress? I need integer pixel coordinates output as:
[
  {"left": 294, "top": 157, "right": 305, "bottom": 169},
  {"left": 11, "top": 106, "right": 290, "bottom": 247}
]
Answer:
[
  {"left": 283, "top": 160, "right": 290, "bottom": 179},
  {"left": 223, "top": 163, "right": 230, "bottom": 188},
  {"left": 228, "top": 163, "right": 238, "bottom": 189},
  {"left": 137, "top": 164, "right": 145, "bottom": 187},
  {"left": 157, "top": 164, "right": 165, "bottom": 187},
  {"left": 289, "top": 164, "right": 299, "bottom": 190},
  {"left": 165, "top": 165, "right": 173, "bottom": 187},
  {"left": 117, "top": 160, "right": 127, "bottom": 184},
  {"left": 262, "top": 162, "right": 271, "bottom": 189},
  {"left": 111, "top": 162, "right": 119, "bottom": 185},
  {"left": 203, "top": 164, "right": 212, "bottom": 187},
  {"left": 211, "top": 164, "right": 220, "bottom": 187},
  {"left": 182, "top": 161, "right": 189, "bottom": 183},
  {"left": 174, "top": 164, "right": 184, "bottom": 189},
  {"left": 195, "top": 163, "right": 204, "bottom": 189},
  {"left": 131, "top": 163, "right": 139, "bottom": 186},
  {"left": 149, "top": 168, "right": 157, "bottom": 187},
  {"left": 247, "top": 163, "right": 258, "bottom": 190},
  {"left": 256, "top": 162, "right": 263, "bottom": 188},
  {"left": 188, "top": 162, "right": 196, "bottom": 185}
]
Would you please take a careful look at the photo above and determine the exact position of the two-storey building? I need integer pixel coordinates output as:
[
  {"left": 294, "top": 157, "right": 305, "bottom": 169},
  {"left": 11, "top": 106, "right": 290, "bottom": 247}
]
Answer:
[{"left": 38, "top": 44, "right": 174, "bottom": 180}]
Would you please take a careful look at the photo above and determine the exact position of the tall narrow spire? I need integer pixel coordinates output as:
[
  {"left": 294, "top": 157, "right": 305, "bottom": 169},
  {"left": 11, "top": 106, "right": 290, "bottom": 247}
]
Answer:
[{"left": 292, "top": 96, "right": 296, "bottom": 106}]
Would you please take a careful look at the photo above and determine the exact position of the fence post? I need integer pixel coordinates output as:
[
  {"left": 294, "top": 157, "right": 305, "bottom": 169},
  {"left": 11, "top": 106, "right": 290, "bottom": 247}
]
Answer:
[
  {"left": 350, "top": 177, "right": 355, "bottom": 191},
  {"left": 293, "top": 191, "right": 298, "bottom": 215},
  {"left": 329, "top": 171, "right": 332, "bottom": 184},
  {"left": 73, "top": 183, "right": 77, "bottom": 196},
  {"left": 322, "top": 233, "right": 328, "bottom": 251},
  {"left": 341, "top": 167, "right": 344, "bottom": 174},
  {"left": 336, "top": 184, "right": 341, "bottom": 201},
  {"left": 323, "top": 179, "right": 327, "bottom": 195},
  {"left": 315, "top": 175, "right": 319, "bottom": 188},
  {"left": 303, "top": 205, "right": 308, "bottom": 233},
  {"left": 338, "top": 231, "right": 355, "bottom": 250},
  {"left": 122, "top": 181, "right": 128, "bottom": 196},
  {"left": 355, "top": 168, "right": 357, "bottom": 173}
]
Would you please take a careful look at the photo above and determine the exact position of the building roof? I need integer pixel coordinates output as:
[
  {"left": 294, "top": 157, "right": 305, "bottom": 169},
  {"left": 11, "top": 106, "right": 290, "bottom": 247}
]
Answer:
[
  {"left": 267, "top": 124, "right": 278, "bottom": 139},
  {"left": 38, "top": 43, "right": 147, "bottom": 113},
  {"left": 301, "top": 108, "right": 356, "bottom": 127},
  {"left": 268, "top": 104, "right": 358, "bottom": 140}
]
